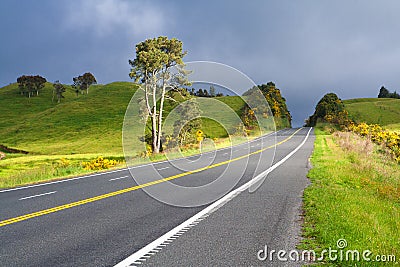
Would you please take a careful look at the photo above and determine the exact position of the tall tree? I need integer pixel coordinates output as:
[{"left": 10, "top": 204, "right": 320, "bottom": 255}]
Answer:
[
  {"left": 129, "top": 36, "right": 190, "bottom": 153},
  {"left": 305, "top": 93, "right": 345, "bottom": 126},
  {"left": 81, "top": 72, "right": 97, "bottom": 94},
  {"left": 378, "top": 86, "right": 390, "bottom": 98},
  {"left": 53, "top": 80, "right": 66, "bottom": 103},
  {"left": 197, "top": 88, "right": 204, "bottom": 97},
  {"left": 209, "top": 85, "right": 216, "bottom": 97},
  {"left": 72, "top": 72, "right": 97, "bottom": 95},
  {"left": 72, "top": 76, "right": 82, "bottom": 96}
]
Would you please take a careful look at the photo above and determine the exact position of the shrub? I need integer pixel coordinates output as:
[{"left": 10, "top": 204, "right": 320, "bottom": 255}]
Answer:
[
  {"left": 348, "top": 123, "right": 400, "bottom": 163},
  {"left": 81, "top": 156, "right": 119, "bottom": 170}
]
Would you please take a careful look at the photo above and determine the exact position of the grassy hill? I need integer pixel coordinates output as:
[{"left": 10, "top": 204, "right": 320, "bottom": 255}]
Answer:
[
  {"left": 0, "top": 82, "right": 137, "bottom": 155},
  {"left": 343, "top": 98, "right": 400, "bottom": 130}
]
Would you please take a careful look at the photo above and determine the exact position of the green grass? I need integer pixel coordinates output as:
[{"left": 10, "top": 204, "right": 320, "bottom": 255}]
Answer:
[
  {"left": 300, "top": 127, "right": 400, "bottom": 266},
  {"left": 344, "top": 98, "right": 400, "bottom": 128},
  {"left": 0, "top": 82, "right": 138, "bottom": 155}
]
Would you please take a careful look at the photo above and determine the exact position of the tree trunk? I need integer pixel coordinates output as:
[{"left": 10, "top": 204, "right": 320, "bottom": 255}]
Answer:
[
  {"left": 152, "top": 112, "right": 159, "bottom": 153},
  {"left": 86, "top": 85, "right": 89, "bottom": 94},
  {"left": 151, "top": 75, "right": 160, "bottom": 153},
  {"left": 156, "top": 72, "right": 167, "bottom": 152}
]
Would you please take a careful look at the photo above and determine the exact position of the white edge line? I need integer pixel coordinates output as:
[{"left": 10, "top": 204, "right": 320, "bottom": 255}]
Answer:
[
  {"left": 109, "top": 176, "right": 130, "bottom": 181},
  {"left": 19, "top": 191, "right": 57, "bottom": 201},
  {"left": 113, "top": 127, "right": 312, "bottom": 267},
  {"left": 0, "top": 129, "right": 287, "bottom": 194}
]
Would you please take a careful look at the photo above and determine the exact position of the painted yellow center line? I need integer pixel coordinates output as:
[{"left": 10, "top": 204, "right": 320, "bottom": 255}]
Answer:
[{"left": 0, "top": 128, "right": 303, "bottom": 227}]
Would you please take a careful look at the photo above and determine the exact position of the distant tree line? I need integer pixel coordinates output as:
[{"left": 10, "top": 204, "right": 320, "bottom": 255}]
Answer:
[
  {"left": 378, "top": 86, "right": 400, "bottom": 99},
  {"left": 16, "top": 72, "right": 97, "bottom": 103},
  {"left": 189, "top": 85, "right": 224, "bottom": 97}
]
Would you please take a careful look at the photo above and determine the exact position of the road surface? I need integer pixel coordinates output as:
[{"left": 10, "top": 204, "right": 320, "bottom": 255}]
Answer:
[{"left": 0, "top": 127, "right": 314, "bottom": 266}]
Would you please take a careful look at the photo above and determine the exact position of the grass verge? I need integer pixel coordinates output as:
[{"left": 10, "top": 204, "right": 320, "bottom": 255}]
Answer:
[{"left": 300, "top": 128, "right": 399, "bottom": 266}]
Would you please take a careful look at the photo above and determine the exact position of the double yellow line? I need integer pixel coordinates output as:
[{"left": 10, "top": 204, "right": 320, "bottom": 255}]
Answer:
[{"left": 0, "top": 128, "right": 302, "bottom": 227}]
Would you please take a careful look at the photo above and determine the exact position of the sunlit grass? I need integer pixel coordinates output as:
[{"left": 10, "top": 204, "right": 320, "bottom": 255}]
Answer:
[
  {"left": 344, "top": 98, "right": 400, "bottom": 127},
  {"left": 300, "top": 128, "right": 400, "bottom": 266}
]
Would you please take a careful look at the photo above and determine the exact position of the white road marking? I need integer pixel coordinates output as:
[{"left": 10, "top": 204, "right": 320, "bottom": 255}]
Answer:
[
  {"left": 114, "top": 127, "right": 312, "bottom": 267},
  {"left": 157, "top": 167, "right": 170, "bottom": 171},
  {"left": 109, "top": 176, "right": 129, "bottom": 181},
  {"left": 19, "top": 191, "right": 57, "bottom": 201}
]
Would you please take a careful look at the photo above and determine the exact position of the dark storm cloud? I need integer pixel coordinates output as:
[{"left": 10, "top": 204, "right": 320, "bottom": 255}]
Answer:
[{"left": 1, "top": 0, "right": 400, "bottom": 126}]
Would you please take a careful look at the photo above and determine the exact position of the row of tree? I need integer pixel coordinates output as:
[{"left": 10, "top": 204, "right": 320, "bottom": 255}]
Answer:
[
  {"left": 378, "top": 86, "right": 400, "bottom": 99},
  {"left": 189, "top": 86, "right": 224, "bottom": 97},
  {"left": 16, "top": 72, "right": 97, "bottom": 103},
  {"left": 17, "top": 75, "right": 47, "bottom": 98}
]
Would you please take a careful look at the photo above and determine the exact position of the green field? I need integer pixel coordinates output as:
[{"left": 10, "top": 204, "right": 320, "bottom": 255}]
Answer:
[
  {"left": 0, "top": 82, "right": 137, "bottom": 155},
  {"left": 344, "top": 98, "right": 400, "bottom": 130}
]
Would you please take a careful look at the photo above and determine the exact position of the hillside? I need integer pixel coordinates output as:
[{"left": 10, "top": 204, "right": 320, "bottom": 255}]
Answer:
[
  {"left": 0, "top": 82, "right": 137, "bottom": 155},
  {"left": 343, "top": 98, "right": 400, "bottom": 130}
]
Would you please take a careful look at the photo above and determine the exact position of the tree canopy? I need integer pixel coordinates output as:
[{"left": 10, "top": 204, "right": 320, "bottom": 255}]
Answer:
[
  {"left": 242, "top": 82, "right": 292, "bottom": 128},
  {"left": 17, "top": 75, "right": 47, "bottom": 98},
  {"left": 305, "top": 93, "right": 347, "bottom": 126},
  {"left": 378, "top": 86, "right": 400, "bottom": 99},
  {"left": 72, "top": 72, "right": 97, "bottom": 95},
  {"left": 53, "top": 80, "right": 66, "bottom": 103},
  {"left": 129, "top": 36, "right": 189, "bottom": 153}
]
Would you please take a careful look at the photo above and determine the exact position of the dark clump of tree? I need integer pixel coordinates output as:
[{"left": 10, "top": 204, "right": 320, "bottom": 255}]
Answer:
[
  {"left": 190, "top": 85, "right": 223, "bottom": 97},
  {"left": 72, "top": 72, "right": 97, "bottom": 95},
  {"left": 17, "top": 75, "right": 47, "bottom": 98},
  {"left": 242, "top": 82, "right": 292, "bottom": 128},
  {"left": 305, "top": 93, "right": 350, "bottom": 127},
  {"left": 378, "top": 86, "right": 400, "bottom": 99},
  {"left": 53, "top": 80, "right": 66, "bottom": 103}
]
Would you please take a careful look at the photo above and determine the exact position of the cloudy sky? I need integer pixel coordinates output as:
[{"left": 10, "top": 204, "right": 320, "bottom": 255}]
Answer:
[{"left": 1, "top": 0, "right": 400, "bottom": 126}]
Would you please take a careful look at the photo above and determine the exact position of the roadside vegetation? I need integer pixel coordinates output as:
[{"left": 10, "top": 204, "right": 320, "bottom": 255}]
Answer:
[
  {"left": 302, "top": 90, "right": 400, "bottom": 266},
  {"left": 301, "top": 127, "right": 399, "bottom": 266}
]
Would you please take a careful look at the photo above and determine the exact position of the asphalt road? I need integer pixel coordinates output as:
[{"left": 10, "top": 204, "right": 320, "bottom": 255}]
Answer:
[{"left": 0, "top": 127, "right": 314, "bottom": 266}]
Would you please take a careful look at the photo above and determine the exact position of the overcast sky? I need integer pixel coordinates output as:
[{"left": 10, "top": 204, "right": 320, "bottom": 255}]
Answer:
[{"left": 1, "top": 1, "right": 400, "bottom": 126}]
